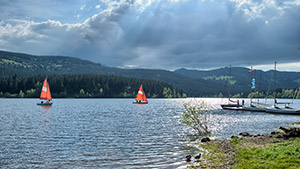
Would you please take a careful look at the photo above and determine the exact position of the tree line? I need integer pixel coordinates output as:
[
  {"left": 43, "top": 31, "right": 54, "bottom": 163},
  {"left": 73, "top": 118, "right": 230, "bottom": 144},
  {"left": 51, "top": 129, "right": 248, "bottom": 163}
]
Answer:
[
  {"left": 0, "top": 74, "right": 187, "bottom": 98},
  {"left": 231, "top": 88, "right": 300, "bottom": 99}
]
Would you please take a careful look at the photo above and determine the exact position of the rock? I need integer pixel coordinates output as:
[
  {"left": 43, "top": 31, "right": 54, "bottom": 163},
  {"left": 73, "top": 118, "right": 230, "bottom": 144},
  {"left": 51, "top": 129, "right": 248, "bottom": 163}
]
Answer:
[
  {"left": 186, "top": 155, "right": 192, "bottom": 162},
  {"left": 271, "top": 131, "right": 280, "bottom": 135},
  {"left": 231, "top": 136, "right": 238, "bottom": 139},
  {"left": 279, "top": 127, "right": 300, "bottom": 138},
  {"left": 289, "top": 122, "right": 300, "bottom": 125},
  {"left": 279, "top": 126, "right": 289, "bottom": 133},
  {"left": 201, "top": 137, "right": 211, "bottom": 142},
  {"left": 195, "top": 153, "right": 201, "bottom": 159},
  {"left": 239, "top": 132, "right": 250, "bottom": 137},
  {"left": 284, "top": 131, "right": 300, "bottom": 138}
]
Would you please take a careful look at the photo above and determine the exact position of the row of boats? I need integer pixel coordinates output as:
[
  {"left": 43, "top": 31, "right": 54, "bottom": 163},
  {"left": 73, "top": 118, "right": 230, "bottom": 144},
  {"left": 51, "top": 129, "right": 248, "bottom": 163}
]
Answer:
[
  {"left": 221, "top": 62, "right": 300, "bottom": 115},
  {"left": 221, "top": 99, "right": 300, "bottom": 115},
  {"left": 37, "top": 78, "right": 149, "bottom": 106}
]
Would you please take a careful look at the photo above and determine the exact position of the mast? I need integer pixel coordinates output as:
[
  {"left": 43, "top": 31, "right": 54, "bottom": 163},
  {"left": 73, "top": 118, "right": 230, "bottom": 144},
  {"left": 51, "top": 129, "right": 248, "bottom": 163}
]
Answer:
[
  {"left": 228, "top": 65, "right": 231, "bottom": 99},
  {"left": 274, "top": 61, "right": 277, "bottom": 106},
  {"left": 248, "top": 66, "right": 256, "bottom": 106},
  {"left": 252, "top": 67, "right": 256, "bottom": 103},
  {"left": 257, "top": 71, "right": 262, "bottom": 104},
  {"left": 250, "top": 66, "right": 252, "bottom": 105}
]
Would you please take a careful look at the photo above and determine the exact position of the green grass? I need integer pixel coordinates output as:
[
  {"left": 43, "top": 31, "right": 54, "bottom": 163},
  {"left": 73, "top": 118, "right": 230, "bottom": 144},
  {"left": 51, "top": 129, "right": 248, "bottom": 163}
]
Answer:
[
  {"left": 197, "top": 141, "right": 231, "bottom": 168},
  {"left": 229, "top": 136, "right": 241, "bottom": 145},
  {"left": 234, "top": 138, "right": 300, "bottom": 169},
  {"left": 197, "top": 137, "right": 300, "bottom": 169}
]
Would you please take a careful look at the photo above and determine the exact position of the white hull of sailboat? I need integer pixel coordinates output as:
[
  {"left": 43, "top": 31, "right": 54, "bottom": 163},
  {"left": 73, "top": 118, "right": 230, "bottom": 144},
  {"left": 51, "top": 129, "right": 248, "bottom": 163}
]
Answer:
[
  {"left": 244, "top": 106, "right": 266, "bottom": 112},
  {"left": 265, "top": 107, "right": 300, "bottom": 115},
  {"left": 221, "top": 104, "right": 244, "bottom": 110},
  {"left": 37, "top": 102, "right": 53, "bottom": 106},
  {"left": 132, "top": 101, "right": 148, "bottom": 104}
]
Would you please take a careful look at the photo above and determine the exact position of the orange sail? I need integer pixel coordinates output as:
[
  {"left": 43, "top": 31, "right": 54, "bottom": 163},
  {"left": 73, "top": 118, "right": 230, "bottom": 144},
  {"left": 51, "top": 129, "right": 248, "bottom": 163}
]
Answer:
[
  {"left": 40, "top": 78, "right": 52, "bottom": 101},
  {"left": 135, "top": 85, "right": 147, "bottom": 102}
]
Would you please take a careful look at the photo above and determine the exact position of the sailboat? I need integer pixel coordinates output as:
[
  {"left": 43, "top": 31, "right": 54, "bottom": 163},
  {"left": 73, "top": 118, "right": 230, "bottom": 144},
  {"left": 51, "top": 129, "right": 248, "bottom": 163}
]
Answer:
[
  {"left": 244, "top": 68, "right": 267, "bottom": 112},
  {"left": 221, "top": 99, "right": 244, "bottom": 110},
  {"left": 220, "top": 65, "right": 244, "bottom": 110},
  {"left": 265, "top": 62, "right": 300, "bottom": 115},
  {"left": 133, "top": 85, "right": 148, "bottom": 104},
  {"left": 37, "top": 78, "right": 53, "bottom": 106}
]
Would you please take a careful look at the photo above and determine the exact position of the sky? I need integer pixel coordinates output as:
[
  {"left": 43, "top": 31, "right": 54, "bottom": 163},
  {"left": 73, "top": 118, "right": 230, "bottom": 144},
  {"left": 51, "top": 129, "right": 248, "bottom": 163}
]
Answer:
[{"left": 0, "top": 0, "right": 300, "bottom": 71}]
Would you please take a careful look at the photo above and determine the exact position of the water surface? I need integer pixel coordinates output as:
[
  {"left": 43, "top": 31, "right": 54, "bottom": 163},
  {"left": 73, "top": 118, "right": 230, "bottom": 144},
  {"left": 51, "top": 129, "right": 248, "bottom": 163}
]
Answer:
[{"left": 0, "top": 98, "right": 300, "bottom": 168}]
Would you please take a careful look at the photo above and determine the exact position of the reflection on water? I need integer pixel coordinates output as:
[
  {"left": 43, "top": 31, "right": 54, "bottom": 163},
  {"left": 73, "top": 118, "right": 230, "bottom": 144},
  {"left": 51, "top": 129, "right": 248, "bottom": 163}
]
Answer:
[{"left": 0, "top": 98, "right": 300, "bottom": 168}]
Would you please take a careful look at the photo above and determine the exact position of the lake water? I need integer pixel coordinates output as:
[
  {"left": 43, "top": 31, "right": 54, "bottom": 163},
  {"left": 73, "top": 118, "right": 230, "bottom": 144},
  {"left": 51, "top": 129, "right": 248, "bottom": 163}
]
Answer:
[{"left": 1, "top": 98, "right": 300, "bottom": 168}]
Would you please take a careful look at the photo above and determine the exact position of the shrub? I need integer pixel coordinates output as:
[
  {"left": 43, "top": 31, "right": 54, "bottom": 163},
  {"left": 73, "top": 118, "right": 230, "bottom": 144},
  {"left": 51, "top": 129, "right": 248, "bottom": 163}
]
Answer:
[{"left": 181, "top": 100, "right": 211, "bottom": 135}]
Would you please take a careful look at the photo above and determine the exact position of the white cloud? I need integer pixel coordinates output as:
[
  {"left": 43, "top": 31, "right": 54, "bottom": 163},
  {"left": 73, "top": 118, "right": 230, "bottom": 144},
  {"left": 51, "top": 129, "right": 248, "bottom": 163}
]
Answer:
[
  {"left": 95, "top": 4, "right": 101, "bottom": 9},
  {"left": 80, "top": 4, "right": 86, "bottom": 10},
  {"left": 230, "top": 0, "right": 300, "bottom": 22},
  {"left": 253, "top": 62, "right": 300, "bottom": 72}
]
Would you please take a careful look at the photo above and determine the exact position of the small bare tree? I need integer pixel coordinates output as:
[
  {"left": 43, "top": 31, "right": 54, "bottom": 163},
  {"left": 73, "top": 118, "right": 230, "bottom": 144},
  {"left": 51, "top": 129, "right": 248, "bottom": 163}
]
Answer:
[{"left": 181, "top": 100, "right": 211, "bottom": 135}]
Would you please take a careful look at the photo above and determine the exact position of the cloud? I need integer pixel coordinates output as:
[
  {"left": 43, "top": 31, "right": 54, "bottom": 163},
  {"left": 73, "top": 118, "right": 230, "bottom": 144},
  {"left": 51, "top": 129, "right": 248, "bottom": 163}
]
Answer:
[
  {"left": 0, "top": 0, "right": 133, "bottom": 64},
  {"left": 95, "top": 4, "right": 101, "bottom": 9},
  {"left": 80, "top": 4, "right": 86, "bottom": 11},
  {"left": 0, "top": 0, "right": 299, "bottom": 70}
]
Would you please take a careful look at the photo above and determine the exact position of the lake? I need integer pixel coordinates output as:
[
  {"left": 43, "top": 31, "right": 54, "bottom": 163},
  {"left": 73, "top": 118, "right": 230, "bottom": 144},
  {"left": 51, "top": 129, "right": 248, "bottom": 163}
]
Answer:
[{"left": 1, "top": 98, "right": 300, "bottom": 168}]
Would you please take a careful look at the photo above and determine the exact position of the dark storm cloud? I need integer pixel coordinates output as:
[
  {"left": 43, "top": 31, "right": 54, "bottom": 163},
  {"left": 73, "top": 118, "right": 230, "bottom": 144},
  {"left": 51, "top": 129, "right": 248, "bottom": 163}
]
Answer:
[
  {"left": 128, "top": 0, "right": 300, "bottom": 69},
  {"left": 0, "top": 0, "right": 299, "bottom": 70}
]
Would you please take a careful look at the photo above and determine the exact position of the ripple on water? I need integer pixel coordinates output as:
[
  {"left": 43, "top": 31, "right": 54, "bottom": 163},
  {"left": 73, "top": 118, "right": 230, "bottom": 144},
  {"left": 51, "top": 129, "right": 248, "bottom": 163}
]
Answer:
[{"left": 1, "top": 98, "right": 300, "bottom": 168}]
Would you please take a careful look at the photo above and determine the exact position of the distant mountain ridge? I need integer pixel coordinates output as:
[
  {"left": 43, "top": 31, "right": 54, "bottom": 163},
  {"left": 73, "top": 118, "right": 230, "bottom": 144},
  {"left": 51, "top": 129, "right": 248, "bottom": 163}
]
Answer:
[
  {"left": 0, "top": 50, "right": 220, "bottom": 96},
  {"left": 175, "top": 68, "right": 300, "bottom": 93},
  {"left": 1, "top": 50, "right": 300, "bottom": 97}
]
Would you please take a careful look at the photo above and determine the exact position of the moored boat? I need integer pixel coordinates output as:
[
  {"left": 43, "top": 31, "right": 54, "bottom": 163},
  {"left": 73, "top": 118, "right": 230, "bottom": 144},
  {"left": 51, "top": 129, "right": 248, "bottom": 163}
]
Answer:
[
  {"left": 265, "top": 106, "right": 300, "bottom": 115},
  {"left": 244, "top": 105, "right": 266, "bottom": 112},
  {"left": 264, "top": 62, "right": 300, "bottom": 115},
  {"left": 220, "top": 65, "right": 244, "bottom": 110},
  {"left": 221, "top": 103, "right": 244, "bottom": 110},
  {"left": 244, "top": 101, "right": 269, "bottom": 112},
  {"left": 244, "top": 67, "right": 267, "bottom": 112}
]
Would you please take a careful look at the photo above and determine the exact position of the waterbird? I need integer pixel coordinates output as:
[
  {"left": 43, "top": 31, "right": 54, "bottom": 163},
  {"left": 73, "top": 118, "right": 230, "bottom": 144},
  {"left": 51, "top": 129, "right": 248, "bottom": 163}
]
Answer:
[
  {"left": 195, "top": 153, "right": 201, "bottom": 159},
  {"left": 186, "top": 155, "right": 192, "bottom": 162}
]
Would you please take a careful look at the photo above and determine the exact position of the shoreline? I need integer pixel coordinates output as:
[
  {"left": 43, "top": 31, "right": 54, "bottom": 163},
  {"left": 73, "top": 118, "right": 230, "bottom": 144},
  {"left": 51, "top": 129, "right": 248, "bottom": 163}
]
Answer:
[{"left": 188, "top": 125, "right": 300, "bottom": 168}]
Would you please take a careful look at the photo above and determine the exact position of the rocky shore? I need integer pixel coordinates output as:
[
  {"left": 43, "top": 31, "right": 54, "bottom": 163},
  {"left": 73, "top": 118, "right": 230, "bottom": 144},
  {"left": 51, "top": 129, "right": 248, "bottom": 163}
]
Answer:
[{"left": 187, "top": 126, "right": 300, "bottom": 168}]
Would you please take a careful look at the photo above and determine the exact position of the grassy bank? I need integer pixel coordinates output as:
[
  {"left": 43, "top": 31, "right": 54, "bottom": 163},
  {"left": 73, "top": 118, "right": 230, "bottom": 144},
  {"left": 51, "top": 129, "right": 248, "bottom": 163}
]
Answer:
[{"left": 191, "top": 129, "right": 300, "bottom": 168}]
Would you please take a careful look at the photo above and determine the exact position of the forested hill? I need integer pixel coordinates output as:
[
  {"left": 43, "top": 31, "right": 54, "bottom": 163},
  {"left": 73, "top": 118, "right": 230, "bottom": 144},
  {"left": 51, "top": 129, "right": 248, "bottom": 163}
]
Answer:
[
  {"left": 0, "top": 50, "right": 112, "bottom": 76},
  {"left": 0, "top": 50, "right": 220, "bottom": 96},
  {"left": 174, "top": 68, "right": 300, "bottom": 95},
  {"left": 1, "top": 50, "right": 300, "bottom": 97},
  {"left": 0, "top": 74, "right": 185, "bottom": 98}
]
